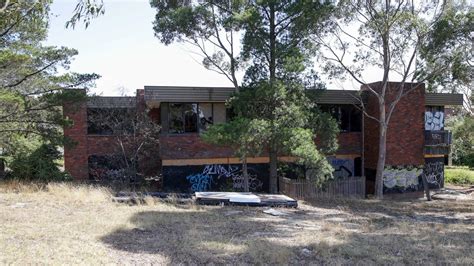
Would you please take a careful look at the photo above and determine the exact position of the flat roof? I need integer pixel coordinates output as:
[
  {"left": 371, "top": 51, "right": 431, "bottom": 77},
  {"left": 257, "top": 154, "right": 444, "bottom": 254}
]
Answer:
[
  {"left": 87, "top": 87, "right": 463, "bottom": 107},
  {"left": 144, "top": 86, "right": 235, "bottom": 102},
  {"left": 425, "top": 93, "right": 464, "bottom": 106}
]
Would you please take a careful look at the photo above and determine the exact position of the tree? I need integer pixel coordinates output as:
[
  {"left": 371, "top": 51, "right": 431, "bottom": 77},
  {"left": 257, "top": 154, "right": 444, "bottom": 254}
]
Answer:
[
  {"left": 1, "top": 0, "right": 99, "bottom": 148},
  {"left": 151, "top": 0, "right": 245, "bottom": 89},
  {"left": 315, "top": 0, "right": 468, "bottom": 198},
  {"left": 87, "top": 104, "right": 161, "bottom": 189},
  {"left": 451, "top": 115, "right": 474, "bottom": 168},
  {"left": 419, "top": 3, "right": 473, "bottom": 111},
  {"left": 237, "top": 1, "right": 337, "bottom": 192},
  {"left": 202, "top": 117, "right": 267, "bottom": 192},
  {"left": 151, "top": 1, "right": 338, "bottom": 193}
]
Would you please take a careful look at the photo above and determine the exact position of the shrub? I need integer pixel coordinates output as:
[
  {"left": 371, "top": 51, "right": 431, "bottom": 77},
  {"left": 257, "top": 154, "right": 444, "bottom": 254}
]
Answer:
[
  {"left": 445, "top": 167, "right": 474, "bottom": 185},
  {"left": 8, "top": 144, "right": 70, "bottom": 182}
]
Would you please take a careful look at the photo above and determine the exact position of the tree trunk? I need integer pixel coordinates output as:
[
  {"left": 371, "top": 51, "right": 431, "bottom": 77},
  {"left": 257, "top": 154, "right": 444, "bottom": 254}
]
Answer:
[
  {"left": 375, "top": 120, "right": 387, "bottom": 199},
  {"left": 269, "top": 149, "right": 278, "bottom": 194},
  {"left": 268, "top": 3, "right": 278, "bottom": 195},
  {"left": 242, "top": 157, "right": 249, "bottom": 192}
]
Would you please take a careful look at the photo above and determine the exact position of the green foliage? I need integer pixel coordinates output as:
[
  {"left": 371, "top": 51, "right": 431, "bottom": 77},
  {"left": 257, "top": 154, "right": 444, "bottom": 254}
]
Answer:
[
  {"left": 420, "top": 4, "right": 473, "bottom": 94},
  {"left": 451, "top": 116, "right": 474, "bottom": 168},
  {"left": 66, "top": 0, "right": 105, "bottom": 29},
  {"left": 202, "top": 117, "right": 268, "bottom": 159},
  {"left": 151, "top": 0, "right": 246, "bottom": 87},
  {"left": 153, "top": 0, "right": 339, "bottom": 188},
  {"left": 8, "top": 144, "right": 70, "bottom": 182},
  {"left": 229, "top": 81, "right": 337, "bottom": 182},
  {"left": 445, "top": 167, "right": 474, "bottom": 185},
  {"left": 1, "top": 0, "right": 99, "bottom": 148}
]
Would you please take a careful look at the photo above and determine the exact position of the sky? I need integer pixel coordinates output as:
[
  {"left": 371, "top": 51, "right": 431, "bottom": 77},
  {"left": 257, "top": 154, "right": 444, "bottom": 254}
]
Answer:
[
  {"left": 46, "top": 0, "right": 235, "bottom": 96},
  {"left": 45, "top": 0, "right": 380, "bottom": 96}
]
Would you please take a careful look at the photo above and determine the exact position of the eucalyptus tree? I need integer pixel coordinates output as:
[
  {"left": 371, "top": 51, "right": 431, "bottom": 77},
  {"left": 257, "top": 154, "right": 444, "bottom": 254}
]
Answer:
[
  {"left": 151, "top": 0, "right": 245, "bottom": 89},
  {"left": 419, "top": 3, "right": 473, "bottom": 111},
  {"left": 314, "top": 0, "right": 470, "bottom": 198}
]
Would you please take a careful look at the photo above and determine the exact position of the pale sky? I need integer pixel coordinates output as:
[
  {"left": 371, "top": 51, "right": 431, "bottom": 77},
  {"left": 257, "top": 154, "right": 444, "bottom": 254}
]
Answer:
[{"left": 45, "top": 0, "right": 381, "bottom": 96}]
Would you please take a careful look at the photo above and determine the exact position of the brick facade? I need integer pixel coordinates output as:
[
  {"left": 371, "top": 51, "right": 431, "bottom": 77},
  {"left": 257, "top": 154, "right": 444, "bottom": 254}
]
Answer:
[
  {"left": 363, "top": 82, "right": 425, "bottom": 169},
  {"left": 64, "top": 82, "right": 451, "bottom": 195},
  {"left": 63, "top": 99, "right": 89, "bottom": 180}
]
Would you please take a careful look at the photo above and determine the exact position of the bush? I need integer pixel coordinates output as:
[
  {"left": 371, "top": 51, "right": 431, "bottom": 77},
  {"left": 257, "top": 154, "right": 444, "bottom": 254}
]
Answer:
[
  {"left": 8, "top": 144, "right": 70, "bottom": 182},
  {"left": 445, "top": 167, "right": 474, "bottom": 185},
  {"left": 459, "top": 153, "right": 474, "bottom": 169}
]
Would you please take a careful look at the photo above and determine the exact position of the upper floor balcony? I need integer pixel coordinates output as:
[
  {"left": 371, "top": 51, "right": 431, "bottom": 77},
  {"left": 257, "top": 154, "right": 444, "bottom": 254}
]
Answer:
[{"left": 424, "top": 130, "right": 452, "bottom": 155}]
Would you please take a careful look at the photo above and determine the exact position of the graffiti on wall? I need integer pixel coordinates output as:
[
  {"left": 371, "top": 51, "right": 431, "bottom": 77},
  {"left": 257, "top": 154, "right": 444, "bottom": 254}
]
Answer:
[
  {"left": 425, "top": 111, "right": 444, "bottom": 131},
  {"left": 185, "top": 164, "right": 264, "bottom": 192},
  {"left": 328, "top": 157, "right": 354, "bottom": 178},
  {"left": 186, "top": 173, "right": 213, "bottom": 192},
  {"left": 424, "top": 157, "right": 444, "bottom": 189},
  {"left": 383, "top": 166, "right": 423, "bottom": 192}
]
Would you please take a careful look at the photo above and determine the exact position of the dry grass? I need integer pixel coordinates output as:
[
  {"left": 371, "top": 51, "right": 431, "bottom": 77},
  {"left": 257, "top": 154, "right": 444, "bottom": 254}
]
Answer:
[{"left": 1, "top": 181, "right": 473, "bottom": 264}]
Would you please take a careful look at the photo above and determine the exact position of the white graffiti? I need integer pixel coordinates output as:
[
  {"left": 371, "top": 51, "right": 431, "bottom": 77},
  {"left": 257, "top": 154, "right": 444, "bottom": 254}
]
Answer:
[
  {"left": 424, "top": 161, "right": 444, "bottom": 186},
  {"left": 383, "top": 167, "right": 423, "bottom": 189},
  {"left": 425, "top": 111, "right": 444, "bottom": 131},
  {"left": 202, "top": 164, "right": 239, "bottom": 178}
]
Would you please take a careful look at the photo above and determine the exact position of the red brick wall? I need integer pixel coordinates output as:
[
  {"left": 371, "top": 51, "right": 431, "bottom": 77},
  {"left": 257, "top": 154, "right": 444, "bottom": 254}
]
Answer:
[
  {"left": 363, "top": 82, "right": 425, "bottom": 169},
  {"left": 63, "top": 93, "right": 89, "bottom": 180},
  {"left": 315, "top": 132, "right": 361, "bottom": 155},
  {"left": 160, "top": 134, "right": 235, "bottom": 160},
  {"left": 337, "top": 132, "right": 361, "bottom": 154}
]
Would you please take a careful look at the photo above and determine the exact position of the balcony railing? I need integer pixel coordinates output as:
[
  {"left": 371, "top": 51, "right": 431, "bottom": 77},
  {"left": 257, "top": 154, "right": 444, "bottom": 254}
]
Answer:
[{"left": 424, "top": 130, "right": 452, "bottom": 155}]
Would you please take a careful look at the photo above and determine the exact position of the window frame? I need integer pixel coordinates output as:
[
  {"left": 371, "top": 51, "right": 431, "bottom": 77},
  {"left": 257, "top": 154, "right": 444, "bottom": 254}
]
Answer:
[{"left": 165, "top": 102, "right": 226, "bottom": 135}]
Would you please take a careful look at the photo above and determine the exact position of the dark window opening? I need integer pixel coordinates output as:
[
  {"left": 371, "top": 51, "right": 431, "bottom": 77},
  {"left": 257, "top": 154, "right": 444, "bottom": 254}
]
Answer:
[
  {"left": 87, "top": 108, "right": 135, "bottom": 135},
  {"left": 167, "top": 103, "right": 226, "bottom": 134},
  {"left": 320, "top": 105, "right": 361, "bottom": 132},
  {"left": 169, "top": 103, "right": 198, "bottom": 133}
]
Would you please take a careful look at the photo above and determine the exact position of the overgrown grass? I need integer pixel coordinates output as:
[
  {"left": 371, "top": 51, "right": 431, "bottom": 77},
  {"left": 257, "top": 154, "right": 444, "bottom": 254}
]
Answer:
[
  {"left": 0, "top": 181, "right": 473, "bottom": 264},
  {"left": 445, "top": 166, "right": 474, "bottom": 185}
]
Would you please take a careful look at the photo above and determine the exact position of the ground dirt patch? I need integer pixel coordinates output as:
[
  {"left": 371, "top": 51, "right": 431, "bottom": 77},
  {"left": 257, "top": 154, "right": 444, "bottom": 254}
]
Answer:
[{"left": 1, "top": 182, "right": 473, "bottom": 264}]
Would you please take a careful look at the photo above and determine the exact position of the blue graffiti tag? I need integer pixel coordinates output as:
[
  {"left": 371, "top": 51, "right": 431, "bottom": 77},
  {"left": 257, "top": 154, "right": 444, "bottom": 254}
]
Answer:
[{"left": 186, "top": 173, "right": 213, "bottom": 192}]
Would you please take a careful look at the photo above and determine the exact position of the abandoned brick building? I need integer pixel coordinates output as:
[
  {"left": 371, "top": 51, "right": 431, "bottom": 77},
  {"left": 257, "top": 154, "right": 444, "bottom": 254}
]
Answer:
[{"left": 63, "top": 82, "right": 463, "bottom": 195}]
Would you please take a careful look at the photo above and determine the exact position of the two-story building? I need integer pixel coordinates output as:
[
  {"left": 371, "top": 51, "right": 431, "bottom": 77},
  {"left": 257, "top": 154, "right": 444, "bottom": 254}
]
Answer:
[{"left": 63, "top": 82, "right": 463, "bottom": 195}]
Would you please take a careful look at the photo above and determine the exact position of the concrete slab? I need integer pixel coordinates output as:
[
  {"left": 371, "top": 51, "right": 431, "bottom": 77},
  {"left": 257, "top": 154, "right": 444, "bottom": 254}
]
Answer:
[{"left": 195, "top": 192, "right": 297, "bottom": 207}]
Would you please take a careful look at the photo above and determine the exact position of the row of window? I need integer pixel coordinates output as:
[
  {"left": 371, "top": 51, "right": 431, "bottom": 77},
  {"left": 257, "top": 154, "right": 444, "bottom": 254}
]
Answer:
[{"left": 86, "top": 103, "right": 362, "bottom": 135}]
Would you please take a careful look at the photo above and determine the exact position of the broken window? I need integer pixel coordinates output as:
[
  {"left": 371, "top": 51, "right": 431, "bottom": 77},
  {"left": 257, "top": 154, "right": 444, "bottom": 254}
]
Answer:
[
  {"left": 320, "top": 105, "right": 361, "bottom": 132},
  {"left": 87, "top": 108, "right": 135, "bottom": 135},
  {"left": 169, "top": 103, "right": 198, "bottom": 133},
  {"left": 198, "top": 103, "right": 213, "bottom": 131}
]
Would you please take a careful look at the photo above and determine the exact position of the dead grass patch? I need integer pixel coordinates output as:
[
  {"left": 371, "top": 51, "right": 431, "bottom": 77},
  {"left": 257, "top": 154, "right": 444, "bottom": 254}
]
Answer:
[{"left": 0, "top": 182, "right": 473, "bottom": 264}]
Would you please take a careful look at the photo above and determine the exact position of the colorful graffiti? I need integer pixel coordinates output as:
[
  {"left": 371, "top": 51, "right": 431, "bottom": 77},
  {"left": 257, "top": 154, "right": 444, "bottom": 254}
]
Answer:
[
  {"left": 328, "top": 157, "right": 354, "bottom": 178},
  {"left": 185, "top": 164, "right": 264, "bottom": 192},
  {"left": 383, "top": 166, "right": 423, "bottom": 191},
  {"left": 425, "top": 111, "right": 444, "bottom": 131}
]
